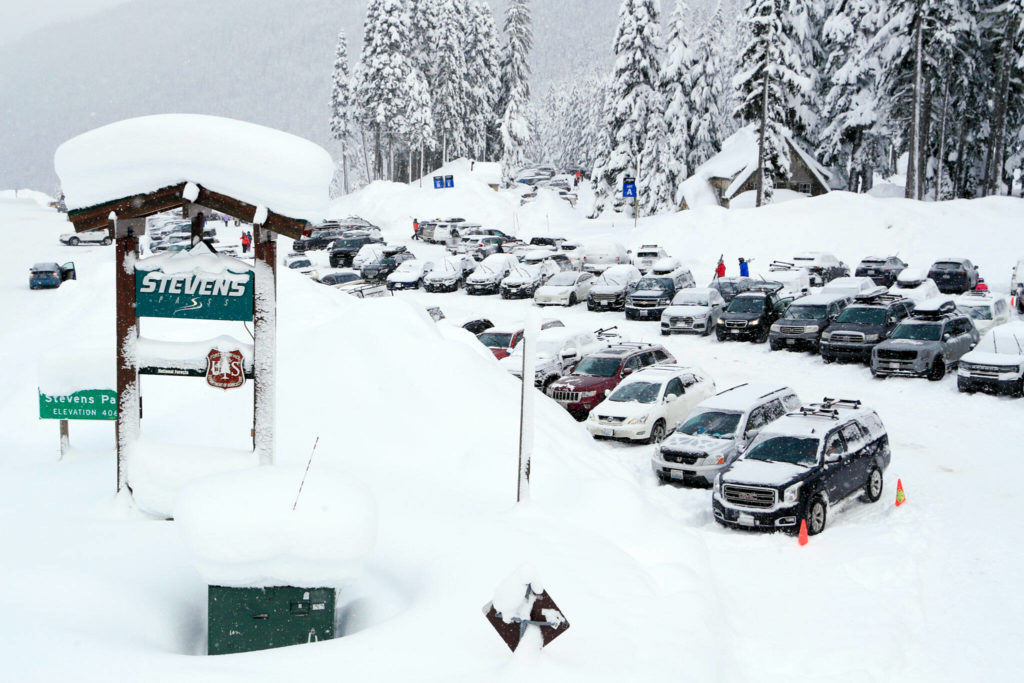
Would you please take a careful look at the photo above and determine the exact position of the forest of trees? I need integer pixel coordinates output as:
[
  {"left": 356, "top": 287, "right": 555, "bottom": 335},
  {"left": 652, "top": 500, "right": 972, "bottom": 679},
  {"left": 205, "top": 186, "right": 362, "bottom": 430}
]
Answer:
[{"left": 330, "top": 0, "right": 1024, "bottom": 213}]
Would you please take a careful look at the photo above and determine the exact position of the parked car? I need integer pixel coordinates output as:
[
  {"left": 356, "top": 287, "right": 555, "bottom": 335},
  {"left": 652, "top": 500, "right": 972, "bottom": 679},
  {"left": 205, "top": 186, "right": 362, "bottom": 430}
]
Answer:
[
  {"left": 292, "top": 227, "right": 345, "bottom": 252},
  {"left": 889, "top": 267, "right": 942, "bottom": 302},
  {"left": 654, "top": 384, "right": 801, "bottom": 486},
  {"left": 587, "top": 264, "right": 642, "bottom": 311},
  {"left": 329, "top": 232, "right": 384, "bottom": 268},
  {"left": 521, "top": 250, "right": 574, "bottom": 272},
  {"left": 821, "top": 276, "right": 878, "bottom": 298},
  {"left": 465, "top": 253, "right": 521, "bottom": 295},
  {"left": 631, "top": 244, "right": 670, "bottom": 274},
  {"left": 586, "top": 364, "right": 716, "bottom": 444},
  {"left": 500, "top": 261, "right": 559, "bottom": 299},
  {"left": 534, "top": 270, "right": 596, "bottom": 306},
  {"left": 560, "top": 240, "right": 585, "bottom": 269},
  {"left": 625, "top": 268, "right": 696, "bottom": 320},
  {"left": 432, "top": 220, "right": 478, "bottom": 244},
  {"left": 712, "top": 398, "right": 890, "bottom": 536},
  {"left": 650, "top": 257, "right": 683, "bottom": 275},
  {"left": 499, "top": 327, "right": 604, "bottom": 390},
  {"left": 468, "top": 236, "right": 508, "bottom": 260},
  {"left": 546, "top": 343, "right": 676, "bottom": 420},
  {"left": 360, "top": 245, "right": 415, "bottom": 281},
  {"left": 352, "top": 243, "right": 386, "bottom": 271},
  {"left": 819, "top": 289, "right": 915, "bottom": 363},
  {"left": 927, "top": 258, "right": 979, "bottom": 294},
  {"left": 768, "top": 292, "right": 852, "bottom": 352},
  {"left": 758, "top": 265, "right": 812, "bottom": 299},
  {"left": 957, "top": 322, "right": 1024, "bottom": 395},
  {"left": 387, "top": 259, "right": 435, "bottom": 290},
  {"left": 1011, "top": 257, "right": 1024, "bottom": 312},
  {"left": 855, "top": 255, "right": 907, "bottom": 287},
  {"left": 708, "top": 276, "right": 754, "bottom": 304},
  {"left": 871, "top": 299, "right": 980, "bottom": 380},
  {"left": 660, "top": 287, "right": 726, "bottom": 336},
  {"left": 30, "top": 262, "right": 76, "bottom": 289},
  {"left": 423, "top": 257, "right": 467, "bottom": 293},
  {"left": 284, "top": 254, "right": 316, "bottom": 275},
  {"left": 316, "top": 268, "right": 362, "bottom": 288},
  {"left": 60, "top": 229, "right": 111, "bottom": 246},
  {"left": 581, "top": 242, "right": 629, "bottom": 274},
  {"left": 717, "top": 287, "right": 793, "bottom": 342},
  {"left": 476, "top": 319, "right": 565, "bottom": 359},
  {"left": 790, "top": 252, "right": 850, "bottom": 286},
  {"left": 953, "top": 291, "right": 1011, "bottom": 336}
]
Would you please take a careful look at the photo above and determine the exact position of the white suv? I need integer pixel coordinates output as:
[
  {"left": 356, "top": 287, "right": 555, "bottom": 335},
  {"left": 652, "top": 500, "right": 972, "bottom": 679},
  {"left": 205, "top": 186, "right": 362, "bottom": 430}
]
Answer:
[
  {"left": 499, "top": 327, "right": 604, "bottom": 390},
  {"left": 632, "top": 245, "right": 670, "bottom": 273},
  {"left": 586, "top": 365, "right": 715, "bottom": 443}
]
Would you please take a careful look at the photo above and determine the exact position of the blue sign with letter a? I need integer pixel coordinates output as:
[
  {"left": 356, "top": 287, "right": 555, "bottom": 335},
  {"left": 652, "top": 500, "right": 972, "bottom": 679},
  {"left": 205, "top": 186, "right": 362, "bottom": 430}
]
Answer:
[
  {"left": 444, "top": 175, "right": 455, "bottom": 189},
  {"left": 433, "top": 176, "right": 444, "bottom": 189},
  {"left": 622, "top": 176, "right": 637, "bottom": 198}
]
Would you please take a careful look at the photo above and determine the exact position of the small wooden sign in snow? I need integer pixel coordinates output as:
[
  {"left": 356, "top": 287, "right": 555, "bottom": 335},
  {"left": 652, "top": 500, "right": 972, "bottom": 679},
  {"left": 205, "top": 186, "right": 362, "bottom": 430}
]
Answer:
[{"left": 482, "top": 582, "right": 569, "bottom": 652}]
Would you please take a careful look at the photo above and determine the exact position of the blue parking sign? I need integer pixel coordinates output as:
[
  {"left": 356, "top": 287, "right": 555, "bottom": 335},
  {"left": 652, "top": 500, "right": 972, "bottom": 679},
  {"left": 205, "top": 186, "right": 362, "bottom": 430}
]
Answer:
[
  {"left": 433, "top": 176, "right": 444, "bottom": 189},
  {"left": 622, "top": 176, "right": 637, "bottom": 198},
  {"left": 444, "top": 175, "right": 455, "bottom": 188}
]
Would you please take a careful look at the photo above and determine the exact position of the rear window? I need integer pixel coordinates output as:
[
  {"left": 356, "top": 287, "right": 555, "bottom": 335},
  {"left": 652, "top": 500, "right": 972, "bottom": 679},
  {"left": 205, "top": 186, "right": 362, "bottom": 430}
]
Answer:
[
  {"left": 784, "top": 304, "right": 827, "bottom": 320},
  {"left": 931, "top": 262, "right": 964, "bottom": 271},
  {"left": 478, "top": 332, "right": 513, "bottom": 348}
]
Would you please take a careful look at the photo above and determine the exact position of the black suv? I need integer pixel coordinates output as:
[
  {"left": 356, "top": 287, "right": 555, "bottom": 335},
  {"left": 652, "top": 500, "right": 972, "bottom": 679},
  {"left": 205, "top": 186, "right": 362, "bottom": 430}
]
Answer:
[
  {"left": 927, "top": 258, "right": 980, "bottom": 294},
  {"left": 625, "top": 268, "right": 696, "bottom": 320},
  {"left": 712, "top": 399, "right": 890, "bottom": 535},
  {"left": 329, "top": 232, "right": 384, "bottom": 268},
  {"left": 293, "top": 225, "right": 346, "bottom": 252},
  {"left": 855, "top": 256, "right": 907, "bottom": 287},
  {"left": 819, "top": 291, "right": 915, "bottom": 363},
  {"left": 716, "top": 286, "right": 793, "bottom": 343},
  {"left": 360, "top": 245, "right": 415, "bottom": 281}
]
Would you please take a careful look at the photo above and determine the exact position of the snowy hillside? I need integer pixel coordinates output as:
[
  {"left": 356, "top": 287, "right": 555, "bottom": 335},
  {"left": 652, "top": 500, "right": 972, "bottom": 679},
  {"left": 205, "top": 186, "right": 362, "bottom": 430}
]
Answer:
[{"left": 2, "top": 183, "right": 1023, "bottom": 680}]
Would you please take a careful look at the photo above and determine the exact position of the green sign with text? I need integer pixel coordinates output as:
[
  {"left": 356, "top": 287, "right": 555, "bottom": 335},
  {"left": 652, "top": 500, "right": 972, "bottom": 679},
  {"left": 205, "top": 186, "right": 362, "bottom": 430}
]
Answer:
[
  {"left": 38, "top": 389, "right": 118, "bottom": 420},
  {"left": 135, "top": 269, "right": 254, "bottom": 321}
]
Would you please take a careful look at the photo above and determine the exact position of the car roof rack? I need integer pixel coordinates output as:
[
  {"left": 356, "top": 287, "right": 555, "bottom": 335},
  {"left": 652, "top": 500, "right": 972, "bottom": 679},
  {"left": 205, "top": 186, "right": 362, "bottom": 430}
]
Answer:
[
  {"left": 715, "top": 383, "right": 749, "bottom": 395},
  {"left": 912, "top": 299, "right": 957, "bottom": 318},
  {"left": 958, "top": 290, "right": 991, "bottom": 299},
  {"left": 750, "top": 282, "right": 783, "bottom": 293},
  {"left": 769, "top": 260, "right": 796, "bottom": 271},
  {"left": 791, "top": 398, "right": 862, "bottom": 420}
]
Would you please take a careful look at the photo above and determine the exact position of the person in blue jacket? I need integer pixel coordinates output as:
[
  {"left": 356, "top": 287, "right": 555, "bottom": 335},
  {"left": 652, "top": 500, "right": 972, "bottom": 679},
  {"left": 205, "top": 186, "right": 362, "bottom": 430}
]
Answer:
[{"left": 738, "top": 257, "right": 750, "bottom": 277}]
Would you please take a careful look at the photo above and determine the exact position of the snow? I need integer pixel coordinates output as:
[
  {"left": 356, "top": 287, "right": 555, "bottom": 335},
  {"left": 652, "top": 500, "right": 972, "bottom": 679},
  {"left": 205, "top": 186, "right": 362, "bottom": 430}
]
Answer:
[
  {"left": 700, "top": 383, "right": 793, "bottom": 412},
  {"left": 137, "top": 335, "right": 254, "bottom": 373},
  {"left": 138, "top": 240, "right": 253, "bottom": 274},
  {"left": 55, "top": 114, "right": 333, "bottom": 222},
  {"left": 37, "top": 348, "right": 114, "bottom": 395},
  {"left": 491, "top": 564, "right": 544, "bottom": 622},
  {"left": 721, "top": 457, "right": 809, "bottom": 486},
  {"left": 175, "top": 465, "right": 376, "bottom": 588}
]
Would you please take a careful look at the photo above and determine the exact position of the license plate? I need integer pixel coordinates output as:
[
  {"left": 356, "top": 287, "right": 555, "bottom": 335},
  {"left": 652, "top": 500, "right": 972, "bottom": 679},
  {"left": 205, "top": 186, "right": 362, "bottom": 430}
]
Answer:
[
  {"left": 600, "top": 301, "right": 610, "bottom": 306},
  {"left": 730, "top": 329, "right": 741, "bottom": 334},
  {"left": 786, "top": 339, "right": 796, "bottom": 345},
  {"left": 669, "top": 469, "right": 686, "bottom": 480},
  {"left": 885, "top": 362, "right": 901, "bottom": 369},
  {"left": 737, "top": 513, "right": 755, "bottom": 526},
  {"left": 599, "top": 427, "right": 614, "bottom": 437},
  {"left": 867, "top": 269, "right": 877, "bottom": 275}
]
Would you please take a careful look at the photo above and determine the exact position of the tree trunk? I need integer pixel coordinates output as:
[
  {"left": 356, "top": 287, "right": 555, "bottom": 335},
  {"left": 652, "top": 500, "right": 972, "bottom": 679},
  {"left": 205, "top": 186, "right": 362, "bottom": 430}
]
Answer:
[
  {"left": 918, "top": 78, "right": 932, "bottom": 200},
  {"left": 756, "top": 65, "right": 770, "bottom": 208},
  {"left": 360, "top": 127, "right": 371, "bottom": 187},
  {"left": 934, "top": 81, "right": 948, "bottom": 201},
  {"left": 953, "top": 124, "right": 967, "bottom": 197},
  {"left": 906, "top": 12, "right": 923, "bottom": 200},
  {"left": 342, "top": 142, "right": 350, "bottom": 195},
  {"left": 987, "top": 15, "right": 1018, "bottom": 196}
]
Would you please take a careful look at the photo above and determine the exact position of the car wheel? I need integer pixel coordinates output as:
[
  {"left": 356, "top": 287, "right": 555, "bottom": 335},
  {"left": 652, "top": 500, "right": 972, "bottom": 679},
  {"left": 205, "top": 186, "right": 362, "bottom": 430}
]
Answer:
[
  {"left": 702, "top": 324, "right": 712, "bottom": 337},
  {"left": 569, "top": 293, "right": 577, "bottom": 306},
  {"left": 69, "top": 236, "right": 79, "bottom": 246},
  {"left": 102, "top": 236, "right": 111, "bottom": 245},
  {"left": 660, "top": 329, "right": 669, "bottom": 336},
  {"left": 807, "top": 497, "right": 827, "bottom": 535},
  {"left": 716, "top": 331, "right": 726, "bottom": 342},
  {"left": 647, "top": 420, "right": 667, "bottom": 445},
  {"left": 863, "top": 467, "right": 883, "bottom": 503},
  {"left": 822, "top": 354, "right": 835, "bottom": 364},
  {"left": 927, "top": 357, "right": 946, "bottom": 381},
  {"left": 769, "top": 340, "right": 782, "bottom": 351}
]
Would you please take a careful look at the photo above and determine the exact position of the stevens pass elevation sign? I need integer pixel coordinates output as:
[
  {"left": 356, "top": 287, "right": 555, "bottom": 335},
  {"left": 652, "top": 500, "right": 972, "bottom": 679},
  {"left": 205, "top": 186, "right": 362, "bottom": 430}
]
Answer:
[
  {"left": 136, "top": 269, "right": 254, "bottom": 321},
  {"left": 39, "top": 389, "right": 118, "bottom": 420}
]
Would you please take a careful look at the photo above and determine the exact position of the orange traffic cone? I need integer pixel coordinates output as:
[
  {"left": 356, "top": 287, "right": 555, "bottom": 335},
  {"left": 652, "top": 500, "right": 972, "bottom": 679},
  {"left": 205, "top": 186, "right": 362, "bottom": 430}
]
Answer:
[
  {"left": 798, "top": 519, "right": 808, "bottom": 546},
  {"left": 895, "top": 478, "right": 906, "bottom": 507}
]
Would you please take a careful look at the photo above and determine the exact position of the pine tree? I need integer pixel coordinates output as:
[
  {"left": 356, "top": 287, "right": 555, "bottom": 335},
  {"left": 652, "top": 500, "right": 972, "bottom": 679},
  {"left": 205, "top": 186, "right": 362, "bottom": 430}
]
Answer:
[
  {"left": 432, "top": 0, "right": 470, "bottom": 163},
  {"left": 733, "top": 0, "right": 808, "bottom": 206},
  {"left": 499, "top": 0, "right": 533, "bottom": 183},
  {"left": 329, "top": 28, "right": 357, "bottom": 194},
  {"left": 660, "top": 0, "right": 694, "bottom": 206},
  {"left": 592, "top": 0, "right": 668, "bottom": 216},
  {"left": 464, "top": 0, "right": 502, "bottom": 161}
]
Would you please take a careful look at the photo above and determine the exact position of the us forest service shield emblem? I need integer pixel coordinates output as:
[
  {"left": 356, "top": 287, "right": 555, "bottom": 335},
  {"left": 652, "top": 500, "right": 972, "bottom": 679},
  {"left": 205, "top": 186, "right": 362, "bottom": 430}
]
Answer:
[{"left": 206, "top": 349, "right": 245, "bottom": 389}]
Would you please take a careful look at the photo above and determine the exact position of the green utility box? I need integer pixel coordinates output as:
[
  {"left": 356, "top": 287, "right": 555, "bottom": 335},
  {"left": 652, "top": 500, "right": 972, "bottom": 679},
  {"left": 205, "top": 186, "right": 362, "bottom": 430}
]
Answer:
[{"left": 208, "top": 586, "right": 335, "bottom": 655}]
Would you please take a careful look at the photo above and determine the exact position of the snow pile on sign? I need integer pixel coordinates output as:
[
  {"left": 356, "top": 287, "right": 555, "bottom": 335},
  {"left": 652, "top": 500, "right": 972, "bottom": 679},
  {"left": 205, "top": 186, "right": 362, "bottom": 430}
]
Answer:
[
  {"left": 175, "top": 465, "right": 376, "bottom": 587},
  {"left": 37, "top": 349, "right": 114, "bottom": 395},
  {"left": 138, "top": 240, "right": 252, "bottom": 273},
  {"left": 54, "top": 114, "right": 333, "bottom": 221},
  {"left": 491, "top": 564, "right": 544, "bottom": 622},
  {"left": 137, "top": 335, "right": 254, "bottom": 373}
]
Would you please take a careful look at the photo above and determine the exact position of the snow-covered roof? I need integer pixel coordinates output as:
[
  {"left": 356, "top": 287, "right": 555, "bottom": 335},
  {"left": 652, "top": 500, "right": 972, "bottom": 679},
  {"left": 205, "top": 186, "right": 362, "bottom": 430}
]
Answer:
[
  {"left": 699, "top": 383, "right": 793, "bottom": 412},
  {"left": 137, "top": 240, "right": 253, "bottom": 274},
  {"left": 137, "top": 335, "right": 254, "bottom": 374},
  {"left": 55, "top": 114, "right": 333, "bottom": 222}
]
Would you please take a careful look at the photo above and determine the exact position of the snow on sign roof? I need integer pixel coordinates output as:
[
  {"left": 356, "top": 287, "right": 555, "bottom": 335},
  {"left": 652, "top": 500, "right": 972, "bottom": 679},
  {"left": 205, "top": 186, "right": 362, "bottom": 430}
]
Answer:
[{"left": 55, "top": 114, "right": 333, "bottom": 222}]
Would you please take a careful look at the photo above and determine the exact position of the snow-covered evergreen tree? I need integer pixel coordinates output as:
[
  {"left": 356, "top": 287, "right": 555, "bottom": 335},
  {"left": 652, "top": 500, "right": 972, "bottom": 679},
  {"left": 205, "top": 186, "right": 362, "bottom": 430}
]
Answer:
[
  {"left": 329, "top": 28, "right": 357, "bottom": 195},
  {"left": 733, "top": 0, "right": 808, "bottom": 206},
  {"left": 687, "top": 6, "right": 727, "bottom": 173},
  {"left": 499, "top": 0, "right": 533, "bottom": 183},
  {"left": 432, "top": 0, "right": 470, "bottom": 163},
  {"left": 592, "top": 0, "right": 668, "bottom": 216},
  {"left": 465, "top": 0, "right": 502, "bottom": 161},
  {"left": 660, "top": 0, "right": 694, "bottom": 206}
]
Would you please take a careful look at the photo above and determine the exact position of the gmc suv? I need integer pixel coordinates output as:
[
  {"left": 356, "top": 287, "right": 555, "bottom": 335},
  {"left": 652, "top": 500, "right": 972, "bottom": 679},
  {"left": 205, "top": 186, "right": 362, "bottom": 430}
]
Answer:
[
  {"left": 329, "top": 232, "right": 384, "bottom": 268},
  {"left": 546, "top": 343, "right": 675, "bottom": 421},
  {"left": 712, "top": 399, "right": 890, "bottom": 535},
  {"left": 768, "top": 292, "right": 851, "bottom": 352},
  {"left": 819, "top": 290, "right": 915, "bottom": 363}
]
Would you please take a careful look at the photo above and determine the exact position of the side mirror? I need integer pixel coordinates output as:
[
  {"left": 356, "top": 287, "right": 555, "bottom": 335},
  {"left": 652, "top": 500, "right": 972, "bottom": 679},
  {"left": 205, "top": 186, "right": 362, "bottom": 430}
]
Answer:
[
  {"left": 622, "top": 368, "right": 634, "bottom": 376},
  {"left": 664, "top": 394, "right": 678, "bottom": 404},
  {"left": 942, "top": 333, "right": 951, "bottom": 342},
  {"left": 824, "top": 452, "right": 841, "bottom": 465},
  {"left": 603, "top": 389, "right": 611, "bottom": 397}
]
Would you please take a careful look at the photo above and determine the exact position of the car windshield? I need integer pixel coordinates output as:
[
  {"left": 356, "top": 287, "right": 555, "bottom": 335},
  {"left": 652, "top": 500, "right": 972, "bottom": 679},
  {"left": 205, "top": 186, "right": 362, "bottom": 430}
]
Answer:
[
  {"left": 547, "top": 272, "right": 579, "bottom": 286},
  {"left": 793, "top": 256, "right": 817, "bottom": 264},
  {"left": 636, "top": 277, "right": 672, "bottom": 291},
  {"left": 596, "top": 272, "right": 625, "bottom": 287},
  {"left": 711, "top": 282, "right": 740, "bottom": 298},
  {"left": 609, "top": 381, "right": 661, "bottom": 404},
  {"left": 677, "top": 410, "right": 741, "bottom": 438},
  {"left": 932, "top": 262, "right": 964, "bottom": 272},
  {"left": 891, "top": 322, "right": 942, "bottom": 341},
  {"left": 638, "top": 251, "right": 660, "bottom": 259},
  {"left": 323, "top": 273, "right": 359, "bottom": 285},
  {"left": 479, "top": 332, "right": 513, "bottom": 348},
  {"left": 836, "top": 307, "right": 886, "bottom": 325},
  {"left": 727, "top": 297, "right": 765, "bottom": 314},
  {"left": 961, "top": 305, "right": 992, "bottom": 321},
  {"left": 744, "top": 436, "right": 819, "bottom": 466},
  {"left": 673, "top": 294, "right": 708, "bottom": 306},
  {"left": 288, "top": 260, "right": 311, "bottom": 269},
  {"left": 395, "top": 261, "right": 420, "bottom": 273},
  {"left": 784, "top": 304, "right": 826, "bottom": 320},
  {"left": 335, "top": 239, "right": 363, "bottom": 249},
  {"left": 860, "top": 259, "right": 886, "bottom": 267},
  {"left": 572, "top": 356, "right": 620, "bottom": 377}
]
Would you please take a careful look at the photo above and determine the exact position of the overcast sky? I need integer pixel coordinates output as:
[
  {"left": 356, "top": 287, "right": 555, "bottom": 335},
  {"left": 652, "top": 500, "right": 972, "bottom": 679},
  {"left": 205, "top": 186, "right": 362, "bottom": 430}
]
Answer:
[{"left": 0, "top": 0, "right": 133, "bottom": 45}]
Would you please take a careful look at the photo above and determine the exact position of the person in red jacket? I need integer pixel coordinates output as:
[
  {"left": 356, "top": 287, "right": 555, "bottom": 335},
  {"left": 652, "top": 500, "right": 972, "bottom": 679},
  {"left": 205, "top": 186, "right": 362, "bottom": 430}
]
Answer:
[
  {"left": 412, "top": 218, "right": 420, "bottom": 240},
  {"left": 715, "top": 257, "right": 726, "bottom": 279},
  {"left": 240, "top": 231, "right": 251, "bottom": 253}
]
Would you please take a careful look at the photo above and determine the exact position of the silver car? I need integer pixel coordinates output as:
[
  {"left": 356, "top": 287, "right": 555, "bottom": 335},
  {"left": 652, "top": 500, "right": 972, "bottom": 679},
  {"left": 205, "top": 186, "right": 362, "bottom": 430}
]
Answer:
[{"left": 871, "top": 300, "right": 979, "bottom": 380}]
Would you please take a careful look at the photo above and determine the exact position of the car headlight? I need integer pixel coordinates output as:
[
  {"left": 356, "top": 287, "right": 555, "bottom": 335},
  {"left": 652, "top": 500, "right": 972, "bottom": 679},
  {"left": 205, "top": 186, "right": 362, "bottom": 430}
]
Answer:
[
  {"left": 713, "top": 474, "right": 723, "bottom": 496},
  {"left": 588, "top": 412, "right": 598, "bottom": 421},
  {"left": 770, "top": 323, "right": 782, "bottom": 332},
  {"left": 717, "top": 317, "right": 725, "bottom": 325},
  {"left": 804, "top": 324, "right": 820, "bottom": 333},
  {"left": 821, "top": 331, "right": 832, "bottom": 340},
  {"left": 783, "top": 482, "right": 802, "bottom": 504},
  {"left": 864, "top": 333, "right": 880, "bottom": 342},
  {"left": 579, "top": 391, "right": 597, "bottom": 398},
  {"left": 627, "top": 415, "right": 649, "bottom": 425},
  {"left": 749, "top": 318, "right": 760, "bottom": 326}
]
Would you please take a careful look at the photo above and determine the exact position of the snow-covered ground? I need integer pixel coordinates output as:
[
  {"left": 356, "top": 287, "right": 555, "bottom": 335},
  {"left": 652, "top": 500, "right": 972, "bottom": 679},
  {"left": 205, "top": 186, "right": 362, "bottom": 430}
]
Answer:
[{"left": 2, "top": 181, "right": 1023, "bottom": 681}]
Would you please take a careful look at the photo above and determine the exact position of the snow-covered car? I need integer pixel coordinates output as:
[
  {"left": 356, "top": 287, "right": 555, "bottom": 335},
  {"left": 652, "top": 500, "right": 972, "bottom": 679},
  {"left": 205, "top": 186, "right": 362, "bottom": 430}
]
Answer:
[
  {"left": 957, "top": 322, "right": 1024, "bottom": 395},
  {"left": 712, "top": 398, "right": 890, "bottom": 536},
  {"left": 1012, "top": 257, "right": 1024, "bottom": 312},
  {"left": 500, "top": 261, "right": 559, "bottom": 299},
  {"left": 318, "top": 268, "right": 386, "bottom": 298},
  {"left": 360, "top": 244, "right": 415, "bottom": 281},
  {"left": 757, "top": 266, "right": 811, "bottom": 299},
  {"left": 660, "top": 286, "right": 725, "bottom": 336},
  {"left": 476, "top": 319, "right": 565, "bottom": 359},
  {"left": 386, "top": 259, "right": 435, "bottom": 290},
  {"left": 708, "top": 276, "right": 754, "bottom": 303},
  {"left": 534, "top": 270, "right": 596, "bottom": 306},
  {"left": 432, "top": 221, "right": 479, "bottom": 244},
  {"left": 653, "top": 384, "right": 801, "bottom": 486},
  {"left": 423, "top": 257, "right": 467, "bottom": 293},
  {"left": 871, "top": 299, "right": 979, "bottom": 380},
  {"left": 581, "top": 241, "right": 629, "bottom": 273},
  {"left": 821, "top": 276, "right": 878, "bottom": 298},
  {"left": 631, "top": 244, "right": 670, "bottom": 273},
  {"left": 60, "top": 229, "right": 111, "bottom": 246},
  {"left": 889, "top": 267, "right": 942, "bottom": 302},
  {"left": 499, "top": 327, "right": 603, "bottom": 390},
  {"left": 29, "top": 261, "right": 76, "bottom": 289},
  {"left": 587, "top": 264, "right": 643, "bottom": 311},
  {"left": 284, "top": 254, "right": 316, "bottom": 275},
  {"left": 559, "top": 240, "right": 585, "bottom": 269},
  {"left": 855, "top": 255, "right": 907, "bottom": 287},
  {"left": 521, "top": 250, "right": 574, "bottom": 273},
  {"left": 953, "top": 292, "right": 1011, "bottom": 336},
  {"left": 352, "top": 243, "right": 385, "bottom": 270},
  {"left": 465, "top": 253, "right": 520, "bottom": 295},
  {"left": 790, "top": 252, "right": 849, "bottom": 286},
  {"left": 586, "top": 364, "right": 716, "bottom": 444},
  {"left": 315, "top": 268, "right": 361, "bottom": 288},
  {"left": 650, "top": 257, "right": 683, "bottom": 275}
]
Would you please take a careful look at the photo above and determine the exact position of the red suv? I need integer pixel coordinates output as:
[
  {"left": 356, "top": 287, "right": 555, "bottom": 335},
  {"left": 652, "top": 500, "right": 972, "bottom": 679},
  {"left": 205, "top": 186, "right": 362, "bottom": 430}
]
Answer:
[
  {"left": 477, "top": 319, "right": 565, "bottom": 359},
  {"left": 545, "top": 343, "right": 676, "bottom": 420}
]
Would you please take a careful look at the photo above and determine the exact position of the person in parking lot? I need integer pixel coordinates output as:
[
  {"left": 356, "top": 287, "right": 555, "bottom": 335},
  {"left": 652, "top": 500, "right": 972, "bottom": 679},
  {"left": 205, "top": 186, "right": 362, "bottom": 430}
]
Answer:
[
  {"left": 240, "top": 231, "right": 251, "bottom": 253},
  {"left": 975, "top": 276, "right": 988, "bottom": 291},
  {"left": 738, "top": 257, "right": 749, "bottom": 277},
  {"left": 412, "top": 217, "right": 420, "bottom": 240},
  {"left": 715, "top": 257, "right": 726, "bottom": 279}
]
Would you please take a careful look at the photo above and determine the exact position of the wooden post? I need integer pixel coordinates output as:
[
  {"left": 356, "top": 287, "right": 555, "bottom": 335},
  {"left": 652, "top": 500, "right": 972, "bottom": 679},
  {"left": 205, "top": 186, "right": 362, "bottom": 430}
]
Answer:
[
  {"left": 253, "top": 224, "right": 277, "bottom": 465},
  {"left": 59, "top": 420, "right": 69, "bottom": 460},
  {"left": 114, "top": 217, "right": 140, "bottom": 491}
]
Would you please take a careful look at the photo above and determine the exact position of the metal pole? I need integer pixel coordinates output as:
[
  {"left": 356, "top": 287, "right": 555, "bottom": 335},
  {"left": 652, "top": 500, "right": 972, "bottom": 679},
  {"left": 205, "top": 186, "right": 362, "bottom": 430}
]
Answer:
[
  {"left": 634, "top": 152, "right": 641, "bottom": 230},
  {"left": 517, "top": 312, "right": 538, "bottom": 503}
]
